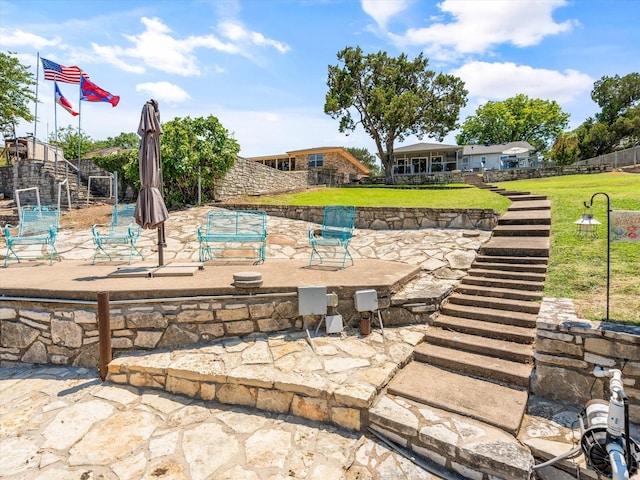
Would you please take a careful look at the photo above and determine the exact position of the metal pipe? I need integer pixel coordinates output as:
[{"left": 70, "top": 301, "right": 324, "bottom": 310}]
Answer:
[{"left": 97, "top": 291, "right": 111, "bottom": 381}]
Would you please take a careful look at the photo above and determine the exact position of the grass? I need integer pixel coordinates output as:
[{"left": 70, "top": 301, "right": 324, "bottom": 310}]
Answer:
[
  {"left": 233, "top": 185, "right": 512, "bottom": 212},
  {"left": 495, "top": 172, "right": 640, "bottom": 324},
  {"left": 242, "top": 173, "right": 639, "bottom": 325}
]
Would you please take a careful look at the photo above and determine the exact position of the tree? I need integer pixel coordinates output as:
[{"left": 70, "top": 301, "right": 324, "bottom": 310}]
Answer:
[
  {"left": 592, "top": 73, "right": 640, "bottom": 125},
  {"left": 549, "top": 132, "right": 580, "bottom": 165},
  {"left": 345, "top": 146, "right": 380, "bottom": 176},
  {"left": 456, "top": 94, "right": 569, "bottom": 154},
  {"left": 160, "top": 115, "right": 239, "bottom": 207},
  {"left": 93, "top": 132, "right": 140, "bottom": 150},
  {"left": 49, "top": 126, "right": 94, "bottom": 159},
  {"left": 0, "top": 51, "right": 37, "bottom": 132},
  {"left": 325, "top": 46, "right": 467, "bottom": 184}
]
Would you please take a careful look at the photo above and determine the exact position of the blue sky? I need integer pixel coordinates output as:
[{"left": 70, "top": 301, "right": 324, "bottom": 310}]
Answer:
[{"left": 1, "top": 0, "right": 638, "bottom": 158}]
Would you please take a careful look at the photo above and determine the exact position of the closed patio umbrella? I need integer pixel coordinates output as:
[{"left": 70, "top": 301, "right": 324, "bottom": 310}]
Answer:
[{"left": 134, "top": 99, "right": 169, "bottom": 266}]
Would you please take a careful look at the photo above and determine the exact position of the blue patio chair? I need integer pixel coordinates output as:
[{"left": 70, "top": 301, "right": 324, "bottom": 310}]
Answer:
[
  {"left": 308, "top": 205, "right": 355, "bottom": 269},
  {"left": 3, "top": 206, "right": 60, "bottom": 267},
  {"left": 91, "top": 204, "right": 143, "bottom": 264}
]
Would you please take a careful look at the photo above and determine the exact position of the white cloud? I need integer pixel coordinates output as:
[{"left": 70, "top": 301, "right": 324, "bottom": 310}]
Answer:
[
  {"left": 452, "top": 61, "right": 594, "bottom": 104},
  {"left": 90, "top": 16, "right": 289, "bottom": 76},
  {"left": 390, "top": 0, "right": 576, "bottom": 59},
  {"left": 361, "top": 0, "right": 413, "bottom": 29},
  {"left": 135, "top": 82, "right": 191, "bottom": 105},
  {"left": 0, "top": 29, "right": 60, "bottom": 49}
]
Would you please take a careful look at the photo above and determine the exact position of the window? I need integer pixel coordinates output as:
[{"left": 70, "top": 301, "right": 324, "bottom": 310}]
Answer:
[
  {"left": 411, "top": 157, "right": 428, "bottom": 174},
  {"left": 394, "top": 158, "right": 408, "bottom": 174},
  {"left": 308, "top": 153, "right": 324, "bottom": 168},
  {"left": 430, "top": 156, "right": 443, "bottom": 172}
]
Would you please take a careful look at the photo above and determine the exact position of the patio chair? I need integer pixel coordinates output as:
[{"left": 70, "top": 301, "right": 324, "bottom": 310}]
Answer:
[
  {"left": 3, "top": 205, "right": 60, "bottom": 267},
  {"left": 308, "top": 205, "right": 355, "bottom": 269},
  {"left": 91, "top": 204, "right": 143, "bottom": 264}
]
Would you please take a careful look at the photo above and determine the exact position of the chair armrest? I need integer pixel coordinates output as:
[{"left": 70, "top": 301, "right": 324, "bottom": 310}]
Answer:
[
  {"left": 3, "top": 224, "right": 18, "bottom": 238},
  {"left": 92, "top": 224, "right": 110, "bottom": 237}
]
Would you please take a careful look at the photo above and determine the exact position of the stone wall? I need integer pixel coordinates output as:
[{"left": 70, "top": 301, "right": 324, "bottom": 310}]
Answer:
[
  {"left": 360, "top": 171, "right": 464, "bottom": 185},
  {"left": 215, "top": 157, "right": 309, "bottom": 200},
  {"left": 483, "top": 164, "right": 611, "bottom": 183},
  {"left": 533, "top": 298, "right": 640, "bottom": 423},
  {"left": 0, "top": 291, "right": 433, "bottom": 368},
  {"left": 222, "top": 204, "right": 500, "bottom": 230}
]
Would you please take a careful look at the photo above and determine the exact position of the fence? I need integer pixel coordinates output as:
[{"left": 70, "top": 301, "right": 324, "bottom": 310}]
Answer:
[{"left": 575, "top": 144, "right": 639, "bottom": 168}]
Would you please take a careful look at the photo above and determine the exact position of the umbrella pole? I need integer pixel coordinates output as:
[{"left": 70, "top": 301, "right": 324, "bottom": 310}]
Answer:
[{"left": 158, "top": 223, "right": 165, "bottom": 266}]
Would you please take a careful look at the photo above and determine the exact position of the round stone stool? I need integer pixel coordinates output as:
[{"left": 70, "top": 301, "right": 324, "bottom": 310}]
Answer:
[{"left": 233, "top": 271, "right": 263, "bottom": 288}]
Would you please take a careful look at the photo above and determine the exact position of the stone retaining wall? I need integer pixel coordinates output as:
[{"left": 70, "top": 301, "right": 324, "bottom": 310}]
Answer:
[
  {"left": 483, "top": 164, "right": 611, "bottom": 183},
  {"left": 533, "top": 298, "right": 640, "bottom": 423},
  {"left": 0, "top": 292, "right": 434, "bottom": 368},
  {"left": 215, "top": 157, "right": 309, "bottom": 200},
  {"left": 222, "top": 204, "right": 500, "bottom": 231}
]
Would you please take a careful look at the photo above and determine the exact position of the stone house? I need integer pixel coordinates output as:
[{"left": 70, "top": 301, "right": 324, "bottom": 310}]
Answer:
[{"left": 247, "top": 147, "right": 370, "bottom": 184}]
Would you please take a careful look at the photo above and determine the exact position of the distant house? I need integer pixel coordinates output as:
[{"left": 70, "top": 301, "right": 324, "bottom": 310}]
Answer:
[
  {"left": 247, "top": 146, "right": 370, "bottom": 180},
  {"left": 462, "top": 141, "right": 536, "bottom": 171},
  {"left": 390, "top": 140, "right": 536, "bottom": 175},
  {"left": 391, "top": 143, "right": 463, "bottom": 175}
]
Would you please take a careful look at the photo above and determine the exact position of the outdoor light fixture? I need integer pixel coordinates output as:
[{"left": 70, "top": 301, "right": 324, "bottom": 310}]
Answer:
[
  {"left": 583, "top": 192, "right": 611, "bottom": 320},
  {"left": 574, "top": 211, "right": 602, "bottom": 238}
]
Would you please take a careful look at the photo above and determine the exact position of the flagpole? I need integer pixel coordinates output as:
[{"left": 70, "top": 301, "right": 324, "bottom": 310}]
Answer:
[
  {"left": 33, "top": 52, "right": 40, "bottom": 153},
  {"left": 77, "top": 79, "right": 82, "bottom": 200},
  {"left": 53, "top": 79, "right": 59, "bottom": 175}
]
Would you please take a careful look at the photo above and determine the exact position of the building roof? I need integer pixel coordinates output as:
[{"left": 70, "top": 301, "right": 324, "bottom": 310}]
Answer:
[
  {"left": 462, "top": 141, "right": 533, "bottom": 156},
  {"left": 394, "top": 142, "right": 461, "bottom": 154}
]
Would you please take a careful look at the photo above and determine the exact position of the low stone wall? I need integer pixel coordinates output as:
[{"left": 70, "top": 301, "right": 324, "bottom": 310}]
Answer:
[
  {"left": 222, "top": 204, "right": 500, "bottom": 231},
  {"left": 533, "top": 298, "right": 640, "bottom": 423},
  {"left": 215, "top": 157, "right": 308, "bottom": 200},
  {"left": 484, "top": 164, "right": 611, "bottom": 183},
  {"left": 0, "top": 291, "right": 437, "bottom": 368}
]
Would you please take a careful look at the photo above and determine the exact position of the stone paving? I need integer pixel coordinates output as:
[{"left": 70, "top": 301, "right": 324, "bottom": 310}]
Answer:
[{"left": 0, "top": 362, "right": 446, "bottom": 480}]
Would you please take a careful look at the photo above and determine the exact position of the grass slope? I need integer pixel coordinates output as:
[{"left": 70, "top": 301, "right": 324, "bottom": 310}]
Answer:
[{"left": 496, "top": 172, "right": 639, "bottom": 324}]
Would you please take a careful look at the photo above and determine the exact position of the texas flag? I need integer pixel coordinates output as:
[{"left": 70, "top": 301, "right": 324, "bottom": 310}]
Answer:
[{"left": 54, "top": 81, "right": 79, "bottom": 116}]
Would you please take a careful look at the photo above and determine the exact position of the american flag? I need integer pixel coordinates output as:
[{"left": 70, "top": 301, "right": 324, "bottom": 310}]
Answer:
[{"left": 41, "top": 58, "right": 86, "bottom": 84}]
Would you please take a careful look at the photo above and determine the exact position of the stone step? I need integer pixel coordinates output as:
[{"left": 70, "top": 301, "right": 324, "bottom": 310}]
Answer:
[
  {"left": 499, "top": 190, "right": 531, "bottom": 196},
  {"left": 507, "top": 200, "right": 551, "bottom": 211},
  {"left": 492, "top": 224, "right": 551, "bottom": 237},
  {"left": 470, "top": 261, "right": 548, "bottom": 274},
  {"left": 423, "top": 328, "right": 534, "bottom": 364},
  {"left": 462, "top": 275, "right": 544, "bottom": 292},
  {"left": 433, "top": 314, "right": 535, "bottom": 344},
  {"left": 440, "top": 303, "right": 538, "bottom": 329},
  {"left": 505, "top": 194, "right": 548, "bottom": 202},
  {"left": 369, "top": 393, "right": 534, "bottom": 480},
  {"left": 385, "top": 362, "right": 529, "bottom": 435},
  {"left": 498, "top": 210, "right": 551, "bottom": 225},
  {"left": 474, "top": 254, "right": 549, "bottom": 265},
  {"left": 467, "top": 267, "right": 547, "bottom": 283},
  {"left": 457, "top": 283, "right": 544, "bottom": 302},
  {"left": 480, "top": 236, "right": 550, "bottom": 257},
  {"left": 447, "top": 292, "right": 541, "bottom": 314},
  {"left": 413, "top": 343, "right": 533, "bottom": 387}
]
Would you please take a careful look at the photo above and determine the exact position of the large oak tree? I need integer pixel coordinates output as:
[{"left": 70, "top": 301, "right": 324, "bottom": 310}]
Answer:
[
  {"left": 325, "top": 46, "right": 467, "bottom": 184},
  {"left": 0, "top": 52, "right": 37, "bottom": 135}
]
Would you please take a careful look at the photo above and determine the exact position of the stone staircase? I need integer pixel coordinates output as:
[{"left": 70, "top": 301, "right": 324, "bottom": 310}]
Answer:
[{"left": 369, "top": 181, "right": 551, "bottom": 479}]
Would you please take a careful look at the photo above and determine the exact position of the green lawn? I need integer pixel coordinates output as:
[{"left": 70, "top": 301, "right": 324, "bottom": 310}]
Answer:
[
  {"left": 496, "top": 172, "right": 639, "bottom": 324},
  {"left": 235, "top": 185, "right": 512, "bottom": 212}
]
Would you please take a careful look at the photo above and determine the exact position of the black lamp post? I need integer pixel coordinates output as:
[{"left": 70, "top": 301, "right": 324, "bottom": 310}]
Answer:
[{"left": 583, "top": 192, "right": 611, "bottom": 320}]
